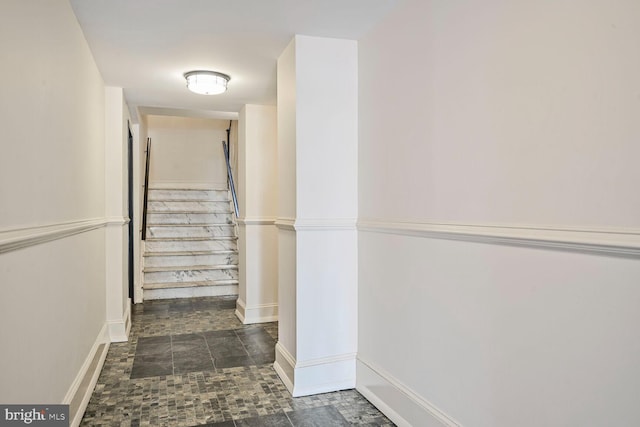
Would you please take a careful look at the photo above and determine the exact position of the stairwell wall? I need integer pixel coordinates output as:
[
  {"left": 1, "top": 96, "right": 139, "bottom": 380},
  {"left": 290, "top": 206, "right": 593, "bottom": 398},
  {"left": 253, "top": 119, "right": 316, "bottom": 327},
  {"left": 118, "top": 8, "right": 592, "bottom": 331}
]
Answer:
[
  {"left": 236, "top": 105, "right": 278, "bottom": 324},
  {"left": 0, "top": 0, "right": 110, "bottom": 415},
  {"left": 357, "top": 1, "right": 640, "bottom": 426},
  {"left": 147, "top": 115, "right": 234, "bottom": 190}
]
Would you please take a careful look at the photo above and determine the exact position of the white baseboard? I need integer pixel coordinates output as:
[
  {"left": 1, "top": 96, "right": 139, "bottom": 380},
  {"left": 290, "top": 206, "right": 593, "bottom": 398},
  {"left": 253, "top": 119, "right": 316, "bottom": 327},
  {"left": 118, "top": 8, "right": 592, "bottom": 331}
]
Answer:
[
  {"left": 64, "top": 324, "right": 110, "bottom": 427},
  {"left": 356, "top": 357, "right": 461, "bottom": 427},
  {"left": 108, "top": 299, "right": 131, "bottom": 342},
  {"left": 144, "top": 284, "right": 238, "bottom": 300},
  {"left": 235, "top": 298, "right": 278, "bottom": 324},
  {"left": 274, "top": 342, "right": 296, "bottom": 393},
  {"left": 274, "top": 342, "right": 356, "bottom": 397}
]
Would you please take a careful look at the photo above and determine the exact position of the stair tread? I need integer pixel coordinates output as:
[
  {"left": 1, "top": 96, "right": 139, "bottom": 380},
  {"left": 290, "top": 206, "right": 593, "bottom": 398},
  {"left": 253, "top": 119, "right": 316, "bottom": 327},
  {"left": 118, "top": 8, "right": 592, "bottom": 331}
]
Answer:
[
  {"left": 147, "top": 212, "right": 233, "bottom": 215},
  {"left": 144, "top": 279, "right": 239, "bottom": 289},
  {"left": 149, "top": 200, "right": 230, "bottom": 203},
  {"left": 144, "top": 264, "right": 238, "bottom": 273},
  {"left": 145, "top": 236, "right": 237, "bottom": 241},
  {"left": 146, "top": 223, "right": 234, "bottom": 227},
  {"left": 144, "top": 250, "right": 237, "bottom": 257},
  {"left": 149, "top": 187, "right": 229, "bottom": 191}
]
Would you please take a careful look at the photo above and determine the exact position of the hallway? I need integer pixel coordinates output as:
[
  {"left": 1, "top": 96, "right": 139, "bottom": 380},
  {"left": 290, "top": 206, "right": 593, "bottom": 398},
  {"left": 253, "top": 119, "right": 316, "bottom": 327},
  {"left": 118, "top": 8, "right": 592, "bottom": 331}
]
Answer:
[{"left": 80, "top": 297, "right": 393, "bottom": 426}]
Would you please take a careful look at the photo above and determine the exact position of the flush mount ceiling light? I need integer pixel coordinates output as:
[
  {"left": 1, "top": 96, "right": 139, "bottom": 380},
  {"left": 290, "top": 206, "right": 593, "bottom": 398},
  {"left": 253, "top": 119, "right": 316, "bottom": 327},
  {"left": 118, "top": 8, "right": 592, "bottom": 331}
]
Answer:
[{"left": 184, "top": 70, "right": 230, "bottom": 95}]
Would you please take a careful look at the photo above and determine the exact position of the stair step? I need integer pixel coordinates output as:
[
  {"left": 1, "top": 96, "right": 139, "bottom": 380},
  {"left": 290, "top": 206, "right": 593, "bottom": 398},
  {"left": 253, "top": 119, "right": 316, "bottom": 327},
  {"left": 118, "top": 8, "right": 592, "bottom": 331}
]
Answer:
[
  {"left": 144, "top": 250, "right": 236, "bottom": 256},
  {"left": 144, "top": 264, "right": 237, "bottom": 273},
  {"left": 146, "top": 224, "right": 236, "bottom": 238},
  {"left": 143, "top": 279, "right": 239, "bottom": 290},
  {"left": 143, "top": 251, "right": 238, "bottom": 268},
  {"left": 148, "top": 189, "right": 229, "bottom": 201},
  {"left": 145, "top": 238, "right": 237, "bottom": 253},
  {"left": 148, "top": 200, "right": 232, "bottom": 213},
  {"left": 144, "top": 265, "right": 238, "bottom": 283},
  {"left": 142, "top": 188, "right": 238, "bottom": 301},
  {"left": 146, "top": 223, "right": 233, "bottom": 227},
  {"left": 147, "top": 212, "right": 234, "bottom": 224}
]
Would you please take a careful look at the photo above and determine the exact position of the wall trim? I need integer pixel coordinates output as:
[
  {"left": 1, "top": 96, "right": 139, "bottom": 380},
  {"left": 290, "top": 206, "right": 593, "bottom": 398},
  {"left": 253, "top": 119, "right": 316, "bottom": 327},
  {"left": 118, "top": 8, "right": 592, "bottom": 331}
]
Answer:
[
  {"left": 357, "top": 357, "right": 461, "bottom": 427},
  {"left": 274, "top": 342, "right": 356, "bottom": 397},
  {"left": 295, "top": 218, "right": 357, "bottom": 231},
  {"left": 274, "top": 342, "right": 296, "bottom": 393},
  {"left": 108, "top": 300, "right": 131, "bottom": 343},
  {"left": 105, "top": 217, "right": 130, "bottom": 227},
  {"left": 358, "top": 219, "right": 640, "bottom": 257},
  {"left": 297, "top": 352, "right": 357, "bottom": 369},
  {"left": 0, "top": 217, "right": 127, "bottom": 255},
  {"left": 64, "top": 324, "right": 110, "bottom": 427},
  {"left": 275, "top": 217, "right": 296, "bottom": 230},
  {"left": 235, "top": 298, "right": 278, "bottom": 324},
  {"left": 237, "top": 217, "right": 277, "bottom": 226},
  {"left": 274, "top": 217, "right": 358, "bottom": 231}
]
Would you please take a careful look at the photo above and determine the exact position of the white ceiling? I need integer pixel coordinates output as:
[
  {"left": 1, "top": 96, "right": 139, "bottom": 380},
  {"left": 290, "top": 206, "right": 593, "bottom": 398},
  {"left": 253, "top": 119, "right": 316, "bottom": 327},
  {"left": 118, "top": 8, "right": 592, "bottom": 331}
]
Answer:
[{"left": 69, "top": 0, "right": 400, "bottom": 122}]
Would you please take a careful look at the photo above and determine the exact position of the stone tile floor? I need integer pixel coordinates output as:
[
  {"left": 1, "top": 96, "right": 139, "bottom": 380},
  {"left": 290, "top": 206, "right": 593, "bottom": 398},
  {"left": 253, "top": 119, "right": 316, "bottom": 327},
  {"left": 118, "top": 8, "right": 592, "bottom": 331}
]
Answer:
[{"left": 81, "top": 296, "right": 395, "bottom": 426}]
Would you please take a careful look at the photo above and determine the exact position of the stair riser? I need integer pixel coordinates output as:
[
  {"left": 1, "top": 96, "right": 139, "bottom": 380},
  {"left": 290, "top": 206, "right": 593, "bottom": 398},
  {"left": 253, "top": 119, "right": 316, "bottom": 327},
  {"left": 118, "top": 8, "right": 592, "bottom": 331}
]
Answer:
[
  {"left": 143, "top": 284, "right": 238, "bottom": 300},
  {"left": 147, "top": 212, "right": 234, "bottom": 225},
  {"left": 148, "top": 189, "right": 228, "bottom": 201},
  {"left": 144, "top": 269, "right": 238, "bottom": 283},
  {"left": 144, "top": 253, "right": 238, "bottom": 267},
  {"left": 145, "top": 240, "right": 238, "bottom": 252},
  {"left": 147, "top": 226, "right": 235, "bottom": 238},
  {"left": 148, "top": 201, "right": 231, "bottom": 213}
]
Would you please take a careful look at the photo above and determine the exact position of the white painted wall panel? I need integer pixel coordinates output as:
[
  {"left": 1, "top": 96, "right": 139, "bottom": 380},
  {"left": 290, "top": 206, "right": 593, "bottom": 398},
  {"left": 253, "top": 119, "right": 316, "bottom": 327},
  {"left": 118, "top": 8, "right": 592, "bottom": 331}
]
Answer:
[
  {"left": 0, "top": 0, "right": 108, "bottom": 403},
  {"left": 277, "top": 39, "right": 298, "bottom": 220},
  {"left": 295, "top": 36, "right": 358, "bottom": 220},
  {"left": 358, "top": 0, "right": 640, "bottom": 425},
  {"left": 359, "top": 0, "right": 640, "bottom": 228},
  {"left": 0, "top": 0, "right": 105, "bottom": 228},
  {"left": 359, "top": 231, "right": 640, "bottom": 426}
]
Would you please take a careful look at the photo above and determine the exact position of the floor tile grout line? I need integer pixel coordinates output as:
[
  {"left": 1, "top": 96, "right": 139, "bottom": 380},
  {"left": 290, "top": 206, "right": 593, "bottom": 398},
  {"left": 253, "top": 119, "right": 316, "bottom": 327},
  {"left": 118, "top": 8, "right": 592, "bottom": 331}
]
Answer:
[
  {"left": 233, "top": 329, "right": 255, "bottom": 363},
  {"left": 283, "top": 410, "right": 296, "bottom": 427},
  {"left": 202, "top": 332, "right": 217, "bottom": 371},
  {"left": 170, "top": 334, "right": 175, "bottom": 376}
]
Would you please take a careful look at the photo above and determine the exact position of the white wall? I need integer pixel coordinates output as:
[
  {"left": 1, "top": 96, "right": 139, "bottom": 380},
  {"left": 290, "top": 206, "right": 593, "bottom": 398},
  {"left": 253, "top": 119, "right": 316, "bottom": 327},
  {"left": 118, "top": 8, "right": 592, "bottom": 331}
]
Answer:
[
  {"left": 147, "top": 115, "right": 232, "bottom": 189},
  {"left": 105, "top": 87, "right": 132, "bottom": 341},
  {"left": 277, "top": 38, "right": 298, "bottom": 364},
  {"left": 236, "top": 105, "right": 279, "bottom": 324},
  {"left": 357, "top": 1, "right": 640, "bottom": 426},
  {"left": 0, "top": 0, "right": 109, "bottom": 407},
  {"left": 275, "top": 35, "right": 359, "bottom": 397}
]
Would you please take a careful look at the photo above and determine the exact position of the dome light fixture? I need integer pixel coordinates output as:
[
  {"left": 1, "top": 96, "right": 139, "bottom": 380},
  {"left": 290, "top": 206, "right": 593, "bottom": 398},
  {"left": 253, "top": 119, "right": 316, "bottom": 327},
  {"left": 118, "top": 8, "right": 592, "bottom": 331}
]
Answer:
[{"left": 184, "top": 70, "right": 230, "bottom": 95}]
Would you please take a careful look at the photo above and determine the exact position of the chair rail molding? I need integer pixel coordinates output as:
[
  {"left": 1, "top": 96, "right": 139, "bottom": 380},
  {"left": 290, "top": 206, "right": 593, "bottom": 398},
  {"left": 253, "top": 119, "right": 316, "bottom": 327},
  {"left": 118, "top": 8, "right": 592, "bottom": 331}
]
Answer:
[
  {"left": 0, "top": 217, "right": 128, "bottom": 255},
  {"left": 358, "top": 219, "right": 640, "bottom": 257},
  {"left": 237, "top": 217, "right": 277, "bottom": 226},
  {"left": 274, "top": 217, "right": 357, "bottom": 231}
]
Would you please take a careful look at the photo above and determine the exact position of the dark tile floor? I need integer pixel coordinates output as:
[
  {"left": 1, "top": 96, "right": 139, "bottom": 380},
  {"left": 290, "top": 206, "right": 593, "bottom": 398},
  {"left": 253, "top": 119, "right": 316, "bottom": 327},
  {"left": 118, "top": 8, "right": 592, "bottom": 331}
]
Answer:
[{"left": 81, "top": 296, "right": 394, "bottom": 426}]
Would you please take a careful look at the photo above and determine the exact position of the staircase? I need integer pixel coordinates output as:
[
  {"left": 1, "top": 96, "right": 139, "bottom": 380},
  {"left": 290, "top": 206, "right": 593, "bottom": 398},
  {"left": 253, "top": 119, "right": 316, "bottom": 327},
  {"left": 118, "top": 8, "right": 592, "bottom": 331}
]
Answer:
[{"left": 142, "top": 188, "right": 239, "bottom": 300}]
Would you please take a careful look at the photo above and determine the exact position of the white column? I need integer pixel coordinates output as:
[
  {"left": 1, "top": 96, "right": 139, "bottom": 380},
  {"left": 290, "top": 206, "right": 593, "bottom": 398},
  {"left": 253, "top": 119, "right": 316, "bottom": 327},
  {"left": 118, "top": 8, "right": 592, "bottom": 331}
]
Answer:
[
  {"left": 274, "top": 35, "right": 358, "bottom": 397},
  {"left": 236, "top": 105, "right": 279, "bottom": 324},
  {"left": 104, "top": 86, "right": 131, "bottom": 342}
]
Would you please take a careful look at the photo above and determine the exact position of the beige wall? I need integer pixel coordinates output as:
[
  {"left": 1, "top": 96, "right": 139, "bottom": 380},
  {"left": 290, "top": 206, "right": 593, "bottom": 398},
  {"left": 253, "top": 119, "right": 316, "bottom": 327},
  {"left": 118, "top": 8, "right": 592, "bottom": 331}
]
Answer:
[
  {"left": 357, "top": 0, "right": 640, "bottom": 426},
  {"left": 0, "top": 0, "right": 108, "bottom": 403},
  {"left": 147, "top": 115, "right": 235, "bottom": 189}
]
